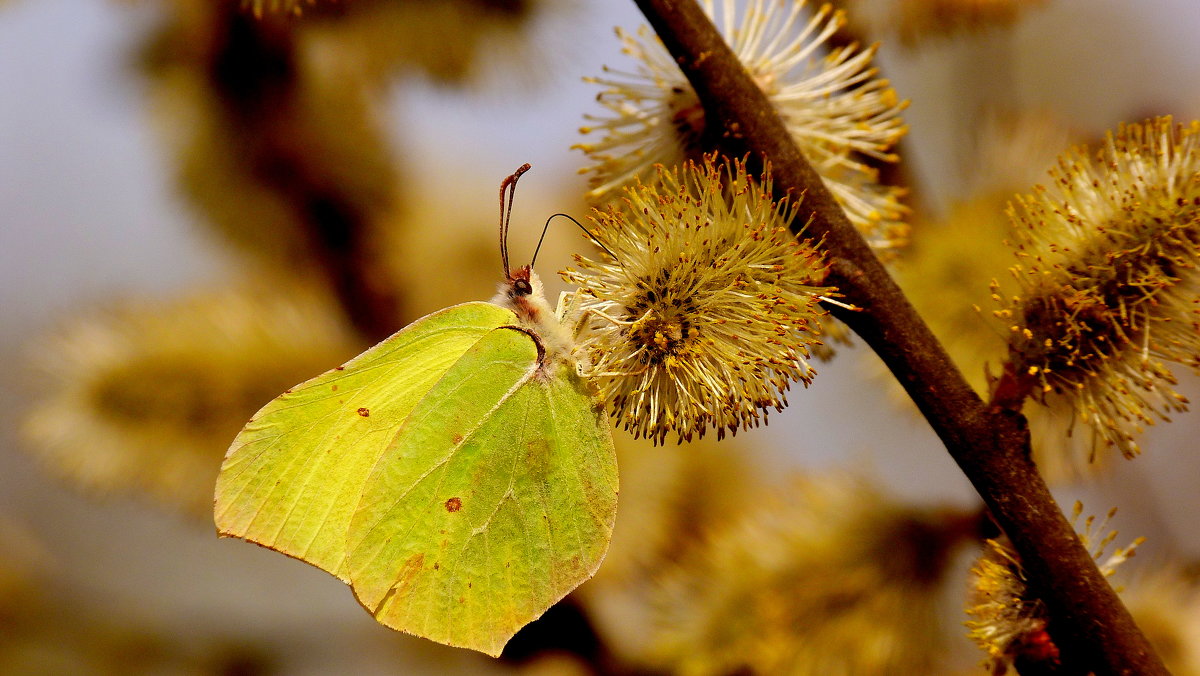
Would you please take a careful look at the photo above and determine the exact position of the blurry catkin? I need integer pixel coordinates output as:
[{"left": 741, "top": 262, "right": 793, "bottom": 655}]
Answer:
[
  {"left": 142, "top": 3, "right": 399, "bottom": 271},
  {"left": 576, "top": 435, "right": 756, "bottom": 664},
  {"left": 0, "top": 517, "right": 48, "bottom": 607},
  {"left": 0, "top": 514, "right": 280, "bottom": 674},
  {"left": 898, "top": 194, "right": 1016, "bottom": 395},
  {"left": 576, "top": 0, "right": 910, "bottom": 253},
  {"left": 234, "top": 0, "right": 550, "bottom": 84},
  {"left": 144, "top": 0, "right": 556, "bottom": 307},
  {"left": 322, "top": 0, "right": 554, "bottom": 88},
  {"left": 864, "top": 0, "right": 1049, "bottom": 46},
  {"left": 899, "top": 112, "right": 1074, "bottom": 396},
  {"left": 564, "top": 157, "right": 832, "bottom": 444},
  {"left": 1122, "top": 564, "right": 1200, "bottom": 675},
  {"left": 999, "top": 116, "right": 1200, "bottom": 458},
  {"left": 897, "top": 112, "right": 1116, "bottom": 482},
  {"left": 244, "top": 0, "right": 317, "bottom": 17},
  {"left": 647, "top": 473, "right": 976, "bottom": 675},
  {"left": 965, "top": 502, "right": 1144, "bottom": 673},
  {"left": 21, "top": 283, "right": 358, "bottom": 517},
  {"left": 248, "top": 0, "right": 561, "bottom": 90}
]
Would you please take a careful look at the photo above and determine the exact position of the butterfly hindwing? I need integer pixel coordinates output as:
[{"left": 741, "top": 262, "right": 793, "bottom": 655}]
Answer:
[
  {"left": 214, "top": 302, "right": 516, "bottom": 580},
  {"left": 347, "top": 325, "right": 618, "bottom": 657}
]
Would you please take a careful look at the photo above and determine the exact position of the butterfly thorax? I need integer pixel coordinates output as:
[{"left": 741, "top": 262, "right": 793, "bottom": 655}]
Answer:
[{"left": 493, "top": 266, "right": 577, "bottom": 376}]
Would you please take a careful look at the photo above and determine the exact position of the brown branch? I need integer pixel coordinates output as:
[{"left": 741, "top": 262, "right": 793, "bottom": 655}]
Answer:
[{"left": 629, "top": 1, "right": 1167, "bottom": 674}]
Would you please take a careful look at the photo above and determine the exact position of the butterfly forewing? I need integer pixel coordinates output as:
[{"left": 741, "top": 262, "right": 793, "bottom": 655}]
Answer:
[
  {"left": 214, "top": 302, "right": 516, "bottom": 580},
  {"left": 347, "top": 325, "right": 618, "bottom": 657}
]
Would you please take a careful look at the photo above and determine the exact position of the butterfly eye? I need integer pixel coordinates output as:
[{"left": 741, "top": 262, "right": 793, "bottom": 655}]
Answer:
[{"left": 513, "top": 278, "right": 533, "bottom": 296}]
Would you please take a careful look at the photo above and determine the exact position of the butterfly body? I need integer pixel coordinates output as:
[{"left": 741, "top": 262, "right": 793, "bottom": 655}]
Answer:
[{"left": 494, "top": 266, "right": 581, "bottom": 375}]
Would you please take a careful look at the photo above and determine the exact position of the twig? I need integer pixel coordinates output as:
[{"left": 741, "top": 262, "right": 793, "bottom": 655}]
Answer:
[{"left": 629, "top": 1, "right": 1167, "bottom": 674}]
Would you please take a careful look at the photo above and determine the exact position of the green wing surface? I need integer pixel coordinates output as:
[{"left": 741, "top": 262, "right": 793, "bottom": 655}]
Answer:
[
  {"left": 347, "top": 327, "right": 619, "bottom": 657},
  {"left": 214, "top": 302, "right": 516, "bottom": 581}
]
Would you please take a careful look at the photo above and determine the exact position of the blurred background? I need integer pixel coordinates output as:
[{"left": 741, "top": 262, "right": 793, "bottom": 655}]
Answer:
[{"left": 2, "top": 0, "right": 1199, "bottom": 674}]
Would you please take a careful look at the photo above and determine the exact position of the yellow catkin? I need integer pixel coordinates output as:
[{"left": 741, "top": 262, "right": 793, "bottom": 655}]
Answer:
[
  {"left": 1001, "top": 117, "right": 1200, "bottom": 458},
  {"left": 576, "top": 0, "right": 909, "bottom": 253},
  {"left": 564, "top": 157, "right": 831, "bottom": 444}
]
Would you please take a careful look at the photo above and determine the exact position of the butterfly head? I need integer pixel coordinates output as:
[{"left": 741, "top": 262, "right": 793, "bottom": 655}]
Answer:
[
  {"left": 507, "top": 265, "right": 537, "bottom": 299},
  {"left": 496, "top": 265, "right": 547, "bottom": 324}
]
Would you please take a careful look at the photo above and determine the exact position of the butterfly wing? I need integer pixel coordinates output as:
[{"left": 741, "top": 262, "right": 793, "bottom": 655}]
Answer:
[
  {"left": 346, "top": 325, "right": 618, "bottom": 657},
  {"left": 214, "top": 302, "right": 516, "bottom": 580}
]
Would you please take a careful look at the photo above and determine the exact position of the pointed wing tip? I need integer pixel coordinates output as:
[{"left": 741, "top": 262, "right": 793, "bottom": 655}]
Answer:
[
  {"left": 213, "top": 522, "right": 244, "bottom": 540},
  {"left": 472, "top": 628, "right": 516, "bottom": 659},
  {"left": 213, "top": 523, "right": 253, "bottom": 543},
  {"left": 415, "top": 631, "right": 510, "bottom": 659},
  {"left": 351, "top": 586, "right": 513, "bottom": 659},
  {"left": 414, "top": 632, "right": 510, "bottom": 659},
  {"left": 211, "top": 503, "right": 240, "bottom": 539}
]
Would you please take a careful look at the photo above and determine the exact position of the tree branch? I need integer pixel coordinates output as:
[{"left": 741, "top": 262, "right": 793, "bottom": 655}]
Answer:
[{"left": 629, "top": 1, "right": 1167, "bottom": 674}]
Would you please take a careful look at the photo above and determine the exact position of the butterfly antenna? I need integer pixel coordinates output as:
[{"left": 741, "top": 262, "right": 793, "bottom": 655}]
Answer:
[
  {"left": 499, "top": 163, "right": 532, "bottom": 278},
  {"left": 531, "top": 213, "right": 622, "bottom": 270}
]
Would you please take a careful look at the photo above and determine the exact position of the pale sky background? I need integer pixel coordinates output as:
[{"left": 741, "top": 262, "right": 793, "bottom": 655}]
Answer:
[{"left": 2, "top": 0, "right": 1199, "bottom": 673}]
